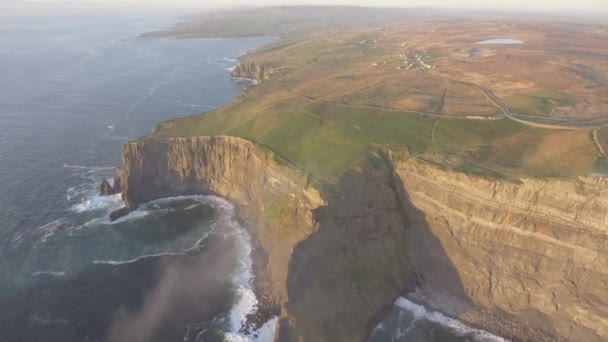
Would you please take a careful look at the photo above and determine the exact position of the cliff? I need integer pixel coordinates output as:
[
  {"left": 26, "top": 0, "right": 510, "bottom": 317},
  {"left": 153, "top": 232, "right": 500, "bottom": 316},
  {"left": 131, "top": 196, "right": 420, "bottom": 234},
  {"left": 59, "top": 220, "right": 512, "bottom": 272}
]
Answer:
[
  {"left": 111, "top": 136, "right": 608, "bottom": 341},
  {"left": 230, "top": 62, "right": 273, "bottom": 83},
  {"left": 112, "top": 136, "right": 417, "bottom": 341},
  {"left": 392, "top": 158, "right": 608, "bottom": 341}
]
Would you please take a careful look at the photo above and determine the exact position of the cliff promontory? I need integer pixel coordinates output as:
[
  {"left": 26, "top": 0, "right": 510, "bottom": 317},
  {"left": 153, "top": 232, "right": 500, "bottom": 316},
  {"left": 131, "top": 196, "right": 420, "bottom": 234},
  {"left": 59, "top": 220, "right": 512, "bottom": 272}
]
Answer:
[
  {"left": 109, "top": 136, "right": 608, "bottom": 341},
  {"left": 111, "top": 136, "right": 418, "bottom": 341},
  {"left": 230, "top": 62, "right": 272, "bottom": 83}
]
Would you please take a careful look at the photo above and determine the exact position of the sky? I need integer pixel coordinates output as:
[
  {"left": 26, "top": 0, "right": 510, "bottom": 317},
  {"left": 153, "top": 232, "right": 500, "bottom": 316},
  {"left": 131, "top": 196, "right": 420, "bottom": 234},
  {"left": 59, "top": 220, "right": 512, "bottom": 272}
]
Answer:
[{"left": 2, "top": 0, "right": 608, "bottom": 15}]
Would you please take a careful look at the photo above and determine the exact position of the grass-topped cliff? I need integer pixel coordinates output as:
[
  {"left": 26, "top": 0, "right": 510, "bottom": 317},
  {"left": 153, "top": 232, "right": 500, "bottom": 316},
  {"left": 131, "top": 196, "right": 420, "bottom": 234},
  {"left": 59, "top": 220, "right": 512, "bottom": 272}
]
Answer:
[
  {"left": 149, "top": 16, "right": 608, "bottom": 180},
  {"left": 117, "top": 8, "right": 608, "bottom": 341}
]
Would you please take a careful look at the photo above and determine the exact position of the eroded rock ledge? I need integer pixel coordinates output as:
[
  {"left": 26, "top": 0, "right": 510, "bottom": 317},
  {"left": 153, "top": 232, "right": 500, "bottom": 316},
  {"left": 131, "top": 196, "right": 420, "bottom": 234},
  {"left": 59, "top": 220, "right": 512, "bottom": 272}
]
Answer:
[{"left": 109, "top": 135, "right": 608, "bottom": 342}]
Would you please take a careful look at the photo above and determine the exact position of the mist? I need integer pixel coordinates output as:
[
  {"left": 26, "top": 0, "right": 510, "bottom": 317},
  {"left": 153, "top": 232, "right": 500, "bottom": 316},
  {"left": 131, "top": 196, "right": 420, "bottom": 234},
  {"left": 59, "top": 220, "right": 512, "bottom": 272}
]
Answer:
[
  {"left": 3, "top": 0, "right": 608, "bottom": 17},
  {"left": 106, "top": 234, "right": 239, "bottom": 342}
]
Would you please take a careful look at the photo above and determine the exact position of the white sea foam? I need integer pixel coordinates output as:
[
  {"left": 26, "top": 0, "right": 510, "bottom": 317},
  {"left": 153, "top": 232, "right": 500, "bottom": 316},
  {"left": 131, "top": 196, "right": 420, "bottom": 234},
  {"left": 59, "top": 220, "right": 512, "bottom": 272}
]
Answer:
[
  {"left": 110, "top": 208, "right": 152, "bottom": 224},
  {"left": 11, "top": 232, "right": 25, "bottom": 248},
  {"left": 62, "top": 164, "right": 115, "bottom": 171},
  {"left": 214, "top": 196, "right": 277, "bottom": 342},
  {"left": 70, "top": 193, "right": 122, "bottom": 213},
  {"left": 90, "top": 195, "right": 276, "bottom": 339},
  {"left": 37, "top": 218, "right": 69, "bottom": 243},
  {"left": 33, "top": 270, "right": 67, "bottom": 277},
  {"left": 92, "top": 251, "right": 183, "bottom": 265},
  {"left": 394, "top": 297, "right": 508, "bottom": 342}
]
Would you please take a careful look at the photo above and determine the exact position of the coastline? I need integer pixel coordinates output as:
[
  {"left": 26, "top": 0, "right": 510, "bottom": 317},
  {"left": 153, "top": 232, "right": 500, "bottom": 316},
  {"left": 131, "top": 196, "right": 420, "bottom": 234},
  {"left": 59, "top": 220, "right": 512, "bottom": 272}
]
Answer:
[
  {"left": 106, "top": 16, "right": 608, "bottom": 341},
  {"left": 104, "top": 31, "right": 523, "bottom": 339}
]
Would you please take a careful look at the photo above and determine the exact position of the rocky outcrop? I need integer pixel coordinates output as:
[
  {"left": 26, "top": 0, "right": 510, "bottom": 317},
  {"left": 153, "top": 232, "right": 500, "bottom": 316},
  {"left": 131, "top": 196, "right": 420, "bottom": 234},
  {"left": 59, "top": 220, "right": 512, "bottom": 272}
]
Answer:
[
  {"left": 110, "top": 136, "right": 608, "bottom": 341},
  {"left": 231, "top": 62, "right": 272, "bottom": 83},
  {"left": 99, "top": 178, "right": 117, "bottom": 196},
  {"left": 391, "top": 156, "right": 608, "bottom": 341}
]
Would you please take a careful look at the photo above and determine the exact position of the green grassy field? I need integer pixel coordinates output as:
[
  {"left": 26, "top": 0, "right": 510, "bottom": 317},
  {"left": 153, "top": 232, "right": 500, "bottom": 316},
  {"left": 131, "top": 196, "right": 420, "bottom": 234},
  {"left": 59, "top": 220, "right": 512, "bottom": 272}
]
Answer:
[
  {"left": 432, "top": 117, "right": 526, "bottom": 150},
  {"left": 149, "top": 30, "right": 598, "bottom": 180},
  {"left": 155, "top": 97, "right": 435, "bottom": 178},
  {"left": 503, "top": 89, "right": 578, "bottom": 117}
]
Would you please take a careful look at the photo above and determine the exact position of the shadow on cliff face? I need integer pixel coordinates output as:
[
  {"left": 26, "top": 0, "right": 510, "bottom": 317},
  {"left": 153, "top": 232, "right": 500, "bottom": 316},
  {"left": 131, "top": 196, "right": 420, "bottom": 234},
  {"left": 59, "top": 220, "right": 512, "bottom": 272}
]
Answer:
[
  {"left": 282, "top": 151, "right": 469, "bottom": 341},
  {"left": 389, "top": 161, "right": 472, "bottom": 312}
]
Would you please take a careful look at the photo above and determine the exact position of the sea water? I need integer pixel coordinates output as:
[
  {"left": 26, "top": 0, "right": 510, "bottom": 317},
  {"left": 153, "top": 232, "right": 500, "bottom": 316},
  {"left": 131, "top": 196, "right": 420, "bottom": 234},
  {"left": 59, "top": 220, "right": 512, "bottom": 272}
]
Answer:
[{"left": 0, "top": 13, "right": 273, "bottom": 342}]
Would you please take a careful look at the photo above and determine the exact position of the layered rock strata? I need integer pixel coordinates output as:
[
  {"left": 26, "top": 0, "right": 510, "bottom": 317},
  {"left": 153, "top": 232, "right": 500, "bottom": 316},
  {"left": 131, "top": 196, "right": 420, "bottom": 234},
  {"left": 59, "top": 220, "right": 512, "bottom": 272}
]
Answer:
[{"left": 109, "top": 136, "right": 608, "bottom": 341}]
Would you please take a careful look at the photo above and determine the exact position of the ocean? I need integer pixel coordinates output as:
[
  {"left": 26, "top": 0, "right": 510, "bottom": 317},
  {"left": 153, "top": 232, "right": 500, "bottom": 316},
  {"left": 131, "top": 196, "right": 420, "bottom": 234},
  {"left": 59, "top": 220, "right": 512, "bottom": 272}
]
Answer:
[
  {"left": 0, "top": 13, "right": 506, "bottom": 342},
  {"left": 0, "top": 13, "right": 274, "bottom": 342}
]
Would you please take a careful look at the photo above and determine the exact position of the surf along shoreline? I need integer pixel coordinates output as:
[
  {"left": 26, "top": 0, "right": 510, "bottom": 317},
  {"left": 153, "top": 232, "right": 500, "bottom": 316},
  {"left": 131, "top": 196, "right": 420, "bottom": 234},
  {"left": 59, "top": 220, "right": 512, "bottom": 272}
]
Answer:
[
  {"left": 109, "top": 23, "right": 494, "bottom": 342},
  {"left": 103, "top": 29, "right": 285, "bottom": 337}
]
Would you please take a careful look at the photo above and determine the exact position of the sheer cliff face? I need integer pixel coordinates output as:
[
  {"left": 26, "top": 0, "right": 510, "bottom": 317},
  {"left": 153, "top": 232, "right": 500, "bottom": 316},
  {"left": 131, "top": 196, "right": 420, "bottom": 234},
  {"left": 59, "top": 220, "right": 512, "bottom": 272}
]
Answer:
[
  {"left": 116, "top": 136, "right": 325, "bottom": 310},
  {"left": 115, "top": 136, "right": 608, "bottom": 342},
  {"left": 115, "top": 138, "right": 418, "bottom": 342},
  {"left": 230, "top": 62, "right": 272, "bottom": 82},
  {"left": 393, "top": 159, "right": 608, "bottom": 341}
]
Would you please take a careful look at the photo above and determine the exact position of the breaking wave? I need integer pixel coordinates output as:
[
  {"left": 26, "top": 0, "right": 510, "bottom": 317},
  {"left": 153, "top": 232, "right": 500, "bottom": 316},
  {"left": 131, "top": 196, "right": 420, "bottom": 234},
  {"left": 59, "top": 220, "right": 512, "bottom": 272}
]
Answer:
[
  {"left": 90, "top": 195, "right": 277, "bottom": 340},
  {"left": 70, "top": 193, "right": 122, "bottom": 213},
  {"left": 33, "top": 270, "right": 67, "bottom": 277},
  {"left": 388, "top": 297, "right": 508, "bottom": 342}
]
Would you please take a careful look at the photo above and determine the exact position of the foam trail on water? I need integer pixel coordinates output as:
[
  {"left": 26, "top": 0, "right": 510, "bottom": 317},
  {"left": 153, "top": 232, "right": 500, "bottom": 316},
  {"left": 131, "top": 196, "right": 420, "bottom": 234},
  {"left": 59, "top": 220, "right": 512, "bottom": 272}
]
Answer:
[
  {"left": 37, "top": 218, "right": 71, "bottom": 243},
  {"left": 33, "top": 270, "right": 67, "bottom": 277},
  {"left": 62, "top": 164, "right": 115, "bottom": 171},
  {"left": 393, "top": 297, "right": 508, "bottom": 342},
  {"left": 70, "top": 193, "right": 122, "bottom": 213},
  {"left": 92, "top": 251, "right": 182, "bottom": 265},
  {"left": 123, "top": 65, "right": 182, "bottom": 118}
]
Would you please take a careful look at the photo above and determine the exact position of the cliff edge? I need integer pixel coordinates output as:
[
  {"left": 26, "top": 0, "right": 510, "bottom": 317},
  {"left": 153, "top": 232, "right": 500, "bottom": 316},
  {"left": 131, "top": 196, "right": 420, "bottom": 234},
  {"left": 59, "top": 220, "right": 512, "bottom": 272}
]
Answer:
[
  {"left": 111, "top": 136, "right": 418, "bottom": 341},
  {"left": 110, "top": 136, "right": 608, "bottom": 341}
]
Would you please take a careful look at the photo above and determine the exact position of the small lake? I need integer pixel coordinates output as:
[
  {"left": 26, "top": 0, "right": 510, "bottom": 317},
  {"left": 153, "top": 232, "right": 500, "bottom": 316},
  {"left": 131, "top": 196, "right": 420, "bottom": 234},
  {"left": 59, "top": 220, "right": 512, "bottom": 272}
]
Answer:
[{"left": 476, "top": 38, "right": 523, "bottom": 44}]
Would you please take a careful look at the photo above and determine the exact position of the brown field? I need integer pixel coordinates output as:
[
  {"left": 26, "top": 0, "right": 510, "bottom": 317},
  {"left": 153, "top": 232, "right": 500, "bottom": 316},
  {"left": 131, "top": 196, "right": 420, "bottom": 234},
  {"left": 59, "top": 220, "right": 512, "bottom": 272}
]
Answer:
[{"left": 244, "top": 20, "right": 608, "bottom": 120}]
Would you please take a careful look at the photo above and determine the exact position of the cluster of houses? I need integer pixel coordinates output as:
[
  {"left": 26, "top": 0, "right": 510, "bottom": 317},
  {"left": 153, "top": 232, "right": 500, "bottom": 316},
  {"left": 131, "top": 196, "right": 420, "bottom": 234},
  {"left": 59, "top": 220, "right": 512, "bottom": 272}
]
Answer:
[
  {"left": 400, "top": 51, "right": 435, "bottom": 70},
  {"left": 371, "top": 50, "right": 436, "bottom": 70}
]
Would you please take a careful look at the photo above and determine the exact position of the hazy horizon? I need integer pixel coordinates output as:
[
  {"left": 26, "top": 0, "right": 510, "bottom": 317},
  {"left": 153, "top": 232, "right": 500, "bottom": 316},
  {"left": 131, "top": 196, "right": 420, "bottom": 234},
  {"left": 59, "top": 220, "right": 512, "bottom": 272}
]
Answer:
[{"left": 2, "top": 0, "right": 608, "bottom": 17}]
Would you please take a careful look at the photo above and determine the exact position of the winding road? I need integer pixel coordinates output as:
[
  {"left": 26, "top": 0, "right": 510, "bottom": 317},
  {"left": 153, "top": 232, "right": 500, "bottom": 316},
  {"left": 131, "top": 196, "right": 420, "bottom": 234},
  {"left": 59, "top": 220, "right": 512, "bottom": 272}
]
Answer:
[
  {"left": 280, "top": 70, "right": 608, "bottom": 132},
  {"left": 472, "top": 84, "right": 608, "bottom": 130}
]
